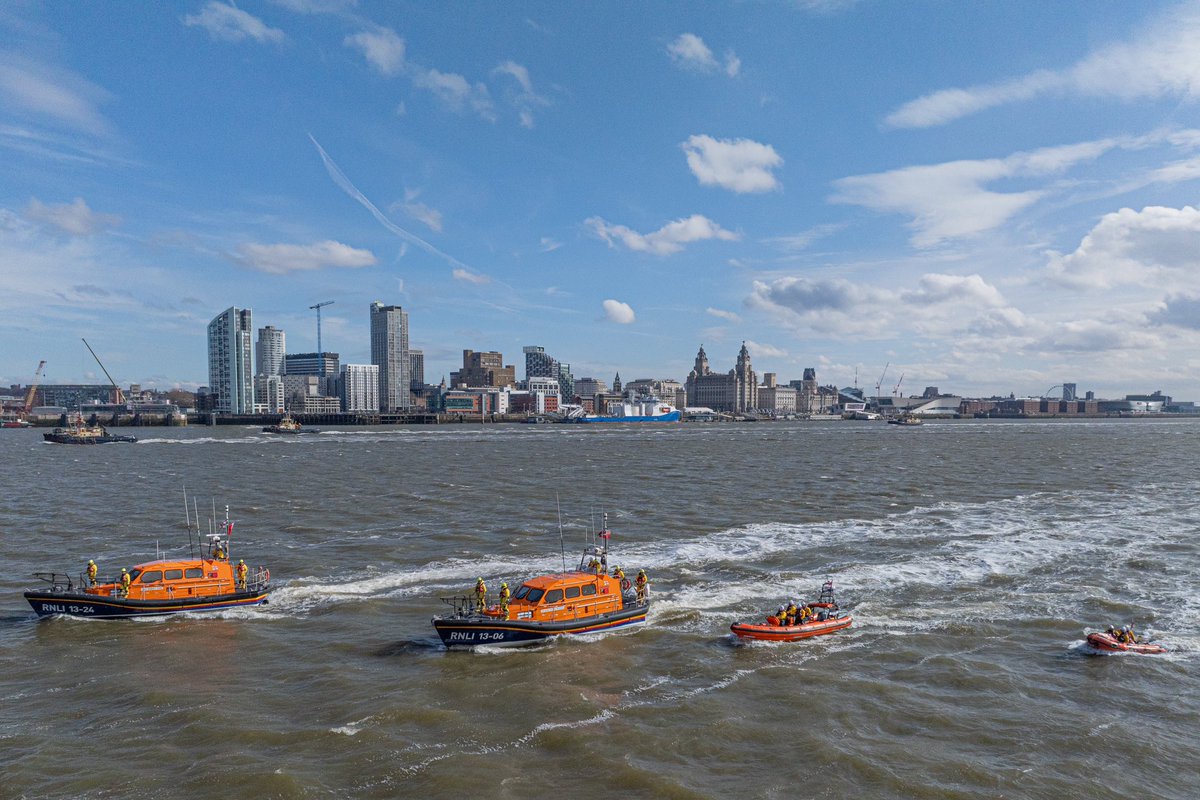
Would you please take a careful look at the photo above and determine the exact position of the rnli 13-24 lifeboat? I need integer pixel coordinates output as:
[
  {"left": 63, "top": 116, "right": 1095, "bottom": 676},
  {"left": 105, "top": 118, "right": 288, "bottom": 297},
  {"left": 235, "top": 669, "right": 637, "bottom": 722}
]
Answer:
[
  {"left": 1085, "top": 631, "right": 1167, "bottom": 655},
  {"left": 432, "top": 521, "right": 649, "bottom": 648},
  {"left": 731, "top": 581, "right": 852, "bottom": 642},
  {"left": 24, "top": 507, "right": 271, "bottom": 619}
]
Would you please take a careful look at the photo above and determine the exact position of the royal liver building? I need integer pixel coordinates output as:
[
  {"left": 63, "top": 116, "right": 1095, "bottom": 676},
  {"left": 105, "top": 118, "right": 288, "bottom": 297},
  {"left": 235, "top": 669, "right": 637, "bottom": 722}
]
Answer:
[{"left": 685, "top": 343, "right": 757, "bottom": 413}]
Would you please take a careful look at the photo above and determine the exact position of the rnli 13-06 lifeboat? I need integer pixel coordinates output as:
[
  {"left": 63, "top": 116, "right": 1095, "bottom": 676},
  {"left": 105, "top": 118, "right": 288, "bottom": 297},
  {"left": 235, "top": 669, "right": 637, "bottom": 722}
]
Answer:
[
  {"left": 1086, "top": 631, "right": 1167, "bottom": 655},
  {"left": 24, "top": 507, "right": 271, "bottom": 619},
  {"left": 731, "top": 581, "right": 852, "bottom": 642},
  {"left": 432, "top": 521, "right": 649, "bottom": 648}
]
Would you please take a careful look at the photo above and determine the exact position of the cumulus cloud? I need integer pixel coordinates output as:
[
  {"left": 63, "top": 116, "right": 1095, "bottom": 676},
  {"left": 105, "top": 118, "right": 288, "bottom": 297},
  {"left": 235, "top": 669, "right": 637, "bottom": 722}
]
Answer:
[
  {"left": 682, "top": 135, "right": 783, "bottom": 193},
  {"left": 413, "top": 68, "right": 495, "bottom": 120},
  {"left": 900, "top": 273, "right": 1008, "bottom": 308},
  {"left": 745, "top": 340, "right": 787, "bottom": 358},
  {"left": 0, "top": 56, "right": 113, "bottom": 133},
  {"left": 25, "top": 197, "right": 120, "bottom": 236},
  {"left": 1148, "top": 293, "right": 1200, "bottom": 330},
  {"left": 493, "top": 61, "right": 549, "bottom": 128},
  {"left": 585, "top": 214, "right": 739, "bottom": 256},
  {"left": 234, "top": 240, "right": 376, "bottom": 274},
  {"left": 667, "top": 34, "right": 740, "bottom": 77},
  {"left": 184, "top": 2, "right": 286, "bottom": 44},
  {"left": 831, "top": 139, "right": 1120, "bottom": 247},
  {"left": 706, "top": 307, "right": 741, "bottom": 322},
  {"left": 886, "top": 7, "right": 1200, "bottom": 128},
  {"left": 344, "top": 28, "right": 406, "bottom": 76},
  {"left": 452, "top": 267, "right": 491, "bottom": 285},
  {"left": 602, "top": 299, "right": 636, "bottom": 324},
  {"left": 1045, "top": 205, "right": 1200, "bottom": 290}
]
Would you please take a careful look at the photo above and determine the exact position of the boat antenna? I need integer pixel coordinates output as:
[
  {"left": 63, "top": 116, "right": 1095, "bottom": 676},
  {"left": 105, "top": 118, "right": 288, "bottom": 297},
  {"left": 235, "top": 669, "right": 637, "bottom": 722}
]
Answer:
[
  {"left": 183, "top": 488, "right": 195, "bottom": 560},
  {"left": 556, "top": 492, "right": 567, "bottom": 573}
]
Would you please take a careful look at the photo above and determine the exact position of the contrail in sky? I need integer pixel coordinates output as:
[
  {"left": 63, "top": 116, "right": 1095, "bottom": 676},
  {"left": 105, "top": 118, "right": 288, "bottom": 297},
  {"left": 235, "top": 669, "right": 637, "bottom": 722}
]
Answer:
[{"left": 307, "top": 133, "right": 474, "bottom": 273}]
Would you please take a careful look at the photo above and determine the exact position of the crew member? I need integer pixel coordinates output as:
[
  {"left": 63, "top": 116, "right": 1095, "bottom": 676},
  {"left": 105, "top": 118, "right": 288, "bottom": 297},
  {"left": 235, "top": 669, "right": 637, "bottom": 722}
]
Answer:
[
  {"left": 499, "top": 582, "right": 511, "bottom": 618},
  {"left": 213, "top": 541, "right": 226, "bottom": 560},
  {"left": 474, "top": 577, "right": 487, "bottom": 613},
  {"left": 119, "top": 568, "right": 131, "bottom": 595},
  {"left": 635, "top": 569, "right": 648, "bottom": 602},
  {"left": 612, "top": 566, "right": 625, "bottom": 582},
  {"left": 86, "top": 559, "right": 98, "bottom": 587},
  {"left": 236, "top": 559, "right": 248, "bottom": 590},
  {"left": 785, "top": 601, "right": 798, "bottom": 626},
  {"left": 798, "top": 604, "right": 814, "bottom": 624},
  {"left": 774, "top": 605, "right": 787, "bottom": 625},
  {"left": 587, "top": 557, "right": 601, "bottom": 573},
  {"left": 1121, "top": 624, "right": 1138, "bottom": 644}
]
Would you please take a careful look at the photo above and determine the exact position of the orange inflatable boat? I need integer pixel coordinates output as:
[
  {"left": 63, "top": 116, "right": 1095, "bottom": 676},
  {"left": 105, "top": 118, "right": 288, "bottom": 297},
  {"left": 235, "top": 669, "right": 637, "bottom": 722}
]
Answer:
[
  {"left": 1086, "top": 631, "right": 1167, "bottom": 654},
  {"left": 731, "top": 581, "right": 852, "bottom": 642}
]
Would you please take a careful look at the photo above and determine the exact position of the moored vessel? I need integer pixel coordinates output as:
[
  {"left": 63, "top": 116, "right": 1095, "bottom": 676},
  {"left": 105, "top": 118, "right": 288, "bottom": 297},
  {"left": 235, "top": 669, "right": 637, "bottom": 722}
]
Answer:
[
  {"left": 731, "top": 581, "right": 852, "bottom": 642},
  {"left": 42, "top": 416, "right": 136, "bottom": 444},
  {"left": 25, "top": 506, "right": 271, "bottom": 619},
  {"left": 576, "top": 396, "right": 680, "bottom": 424},
  {"left": 432, "top": 519, "right": 650, "bottom": 647}
]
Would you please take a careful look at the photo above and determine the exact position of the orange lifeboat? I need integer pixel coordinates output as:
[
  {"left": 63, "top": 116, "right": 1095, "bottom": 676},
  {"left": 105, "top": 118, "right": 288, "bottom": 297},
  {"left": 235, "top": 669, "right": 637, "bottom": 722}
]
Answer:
[
  {"left": 433, "top": 521, "right": 649, "bottom": 648},
  {"left": 1086, "top": 630, "right": 1167, "bottom": 655},
  {"left": 25, "top": 507, "right": 271, "bottom": 619},
  {"left": 731, "top": 581, "right": 853, "bottom": 642}
]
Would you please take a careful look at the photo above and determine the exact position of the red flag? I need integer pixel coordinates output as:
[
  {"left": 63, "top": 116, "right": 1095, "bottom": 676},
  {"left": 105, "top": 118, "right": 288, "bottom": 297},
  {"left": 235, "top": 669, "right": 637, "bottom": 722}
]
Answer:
[{"left": 598, "top": 530, "right": 611, "bottom": 539}]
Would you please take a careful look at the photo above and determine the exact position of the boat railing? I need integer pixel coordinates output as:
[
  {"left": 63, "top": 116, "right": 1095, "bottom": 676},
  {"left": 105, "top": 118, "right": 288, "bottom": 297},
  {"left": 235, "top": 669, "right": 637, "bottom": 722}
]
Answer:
[
  {"left": 31, "top": 572, "right": 76, "bottom": 593},
  {"left": 439, "top": 595, "right": 474, "bottom": 617}
]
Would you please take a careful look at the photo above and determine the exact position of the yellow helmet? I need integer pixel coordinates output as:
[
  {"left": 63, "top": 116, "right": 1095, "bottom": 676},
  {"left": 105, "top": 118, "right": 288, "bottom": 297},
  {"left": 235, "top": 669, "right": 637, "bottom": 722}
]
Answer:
[
  {"left": 121, "top": 568, "right": 127, "bottom": 573},
  {"left": 501, "top": 582, "right": 508, "bottom": 587},
  {"left": 88, "top": 560, "right": 95, "bottom": 565},
  {"left": 239, "top": 559, "right": 245, "bottom": 564}
]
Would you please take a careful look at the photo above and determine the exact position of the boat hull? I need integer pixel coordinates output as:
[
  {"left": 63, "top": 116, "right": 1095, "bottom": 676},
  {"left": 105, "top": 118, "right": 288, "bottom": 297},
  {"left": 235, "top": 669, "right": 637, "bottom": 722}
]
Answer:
[
  {"left": 433, "top": 601, "right": 649, "bottom": 648},
  {"left": 43, "top": 432, "right": 137, "bottom": 444},
  {"left": 25, "top": 588, "right": 270, "bottom": 619},
  {"left": 730, "top": 615, "right": 853, "bottom": 641},
  {"left": 1086, "top": 632, "right": 1166, "bottom": 654},
  {"left": 576, "top": 411, "right": 681, "bottom": 423}
]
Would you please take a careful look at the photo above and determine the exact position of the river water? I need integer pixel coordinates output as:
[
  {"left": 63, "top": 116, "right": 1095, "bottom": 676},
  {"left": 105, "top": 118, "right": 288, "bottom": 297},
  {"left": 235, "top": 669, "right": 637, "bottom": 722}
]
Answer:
[{"left": 1, "top": 418, "right": 1197, "bottom": 799}]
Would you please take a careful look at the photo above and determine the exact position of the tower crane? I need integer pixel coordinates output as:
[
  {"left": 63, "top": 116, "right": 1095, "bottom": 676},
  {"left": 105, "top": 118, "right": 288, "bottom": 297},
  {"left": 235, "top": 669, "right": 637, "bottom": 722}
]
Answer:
[
  {"left": 21, "top": 360, "right": 46, "bottom": 417},
  {"left": 893, "top": 373, "right": 904, "bottom": 397},
  {"left": 874, "top": 362, "right": 890, "bottom": 401},
  {"left": 310, "top": 300, "right": 334, "bottom": 354},
  {"left": 82, "top": 338, "right": 124, "bottom": 405}
]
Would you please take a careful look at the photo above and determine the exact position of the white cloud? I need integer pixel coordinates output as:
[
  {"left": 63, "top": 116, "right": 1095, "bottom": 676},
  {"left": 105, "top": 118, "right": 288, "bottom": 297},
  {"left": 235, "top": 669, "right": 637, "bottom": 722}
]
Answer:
[
  {"left": 602, "top": 299, "right": 636, "bottom": 324},
  {"left": 234, "top": 240, "right": 376, "bottom": 274},
  {"left": 899, "top": 273, "right": 1008, "bottom": 308},
  {"left": 452, "top": 267, "right": 491, "bottom": 285},
  {"left": 413, "top": 68, "right": 495, "bottom": 121},
  {"left": 1148, "top": 294, "right": 1200, "bottom": 330},
  {"left": 886, "top": 7, "right": 1200, "bottom": 128},
  {"left": 271, "top": 0, "right": 355, "bottom": 13},
  {"left": 344, "top": 28, "right": 406, "bottom": 76},
  {"left": 682, "top": 135, "right": 783, "bottom": 193},
  {"left": 0, "top": 56, "right": 113, "bottom": 133},
  {"left": 1045, "top": 205, "right": 1200, "bottom": 290},
  {"left": 706, "top": 307, "right": 741, "bottom": 322},
  {"left": 831, "top": 139, "right": 1121, "bottom": 247},
  {"left": 25, "top": 198, "right": 120, "bottom": 236},
  {"left": 184, "top": 2, "right": 286, "bottom": 44},
  {"left": 393, "top": 191, "right": 443, "bottom": 233},
  {"left": 765, "top": 224, "right": 844, "bottom": 252},
  {"left": 745, "top": 340, "right": 787, "bottom": 358},
  {"left": 539, "top": 237, "right": 562, "bottom": 252},
  {"left": 667, "top": 34, "right": 741, "bottom": 78},
  {"left": 585, "top": 214, "right": 739, "bottom": 256},
  {"left": 493, "top": 61, "right": 550, "bottom": 128}
]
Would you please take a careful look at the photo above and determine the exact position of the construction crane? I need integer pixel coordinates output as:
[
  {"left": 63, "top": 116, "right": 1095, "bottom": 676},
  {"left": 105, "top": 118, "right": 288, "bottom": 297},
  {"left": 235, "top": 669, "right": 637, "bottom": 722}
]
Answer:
[
  {"left": 874, "top": 362, "right": 890, "bottom": 401},
  {"left": 893, "top": 373, "right": 904, "bottom": 397},
  {"left": 21, "top": 360, "right": 46, "bottom": 416},
  {"left": 82, "top": 338, "right": 124, "bottom": 405},
  {"left": 310, "top": 300, "right": 334, "bottom": 354}
]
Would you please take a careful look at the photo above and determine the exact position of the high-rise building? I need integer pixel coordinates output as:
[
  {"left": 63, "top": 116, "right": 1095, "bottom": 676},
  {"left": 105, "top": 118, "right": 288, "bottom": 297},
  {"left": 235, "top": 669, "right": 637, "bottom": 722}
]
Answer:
[
  {"left": 1063, "top": 383, "right": 1077, "bottom": 401},
  {"left": 207, "top": 307, "right": 254, "bottom": 414},
  {"left": 409, "top": 349, "right": 425, "bottom": 393},
  {"left": 685, "top": 343, "right": 757, "bottom": 413},
  {"left": 339, "top": 364, "right": 380, "bottom": 412},
  {"left": 523, "top": 345, "right": 572, "bottom": 400},
  {"left": 371, "top": 301, "right": 410, "bottom": 411},
  {"left": 256, "top": 326, "right": 285, "bottom": 377},
  {"left": 451, "top": 350, "right": 516, "bottom": 388},
  {"left": 284, "top": 352, "right": 340, "bottom": 378}
]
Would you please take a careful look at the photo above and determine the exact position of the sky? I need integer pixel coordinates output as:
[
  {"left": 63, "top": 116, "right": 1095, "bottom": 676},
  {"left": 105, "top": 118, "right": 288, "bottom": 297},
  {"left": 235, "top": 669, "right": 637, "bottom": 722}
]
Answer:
[{"left": 2, "top": 1, "right": 1200, "bottom": 401}]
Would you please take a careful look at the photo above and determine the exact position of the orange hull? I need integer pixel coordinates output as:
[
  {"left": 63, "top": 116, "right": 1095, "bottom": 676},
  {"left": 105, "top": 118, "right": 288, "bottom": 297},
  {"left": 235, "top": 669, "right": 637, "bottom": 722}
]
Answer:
[
  {"left": 1086, "top": 632, "right": 1166, "bottom": 654},
  {"left": 731, "top": 615, "right": 853, "bottom": 641}
]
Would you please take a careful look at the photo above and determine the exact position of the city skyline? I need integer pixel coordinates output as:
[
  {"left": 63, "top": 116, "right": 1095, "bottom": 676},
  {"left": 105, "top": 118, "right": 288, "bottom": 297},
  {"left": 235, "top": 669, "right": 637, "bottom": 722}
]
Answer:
[{"left": 3, "top": 3, "right": 1200, "bottom": 400}]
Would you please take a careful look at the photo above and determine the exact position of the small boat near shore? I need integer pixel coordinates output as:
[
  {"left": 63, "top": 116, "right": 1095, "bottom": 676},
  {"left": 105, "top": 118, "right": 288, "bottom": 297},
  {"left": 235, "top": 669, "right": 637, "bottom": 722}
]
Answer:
[
  {"left": 731, "top": 581, "right": 852, "bottom": 642},
  {"left": 1086, "top": 631, "right": 1167, "bottom": 655},
  {"left": 263, "top": 414, "right": 318, "bottom": 434},
  {"left": 887, "top": 412, "right": 923, "bottom": 426},
  {"left": 25, "top": 506, "right": 270, "bottom": 619},
  {"left": 43, "top": 418, "right": 136, "bottom": 444},
  {"left": 432, "top": 519, "right": 650, "bottom": 648}
]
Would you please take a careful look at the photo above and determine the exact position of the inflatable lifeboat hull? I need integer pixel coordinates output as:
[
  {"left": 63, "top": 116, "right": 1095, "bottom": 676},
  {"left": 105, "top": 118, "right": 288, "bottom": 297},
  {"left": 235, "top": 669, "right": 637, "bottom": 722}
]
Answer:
[
  {"left": 731, "top": 614, "right": 852, "bottom": 642},
  {"left": 1086, "top": 632, "right": 1166, "bottom": 654},
  {"left": 433, "top": 601, "right": 649, "bottom": 648}
]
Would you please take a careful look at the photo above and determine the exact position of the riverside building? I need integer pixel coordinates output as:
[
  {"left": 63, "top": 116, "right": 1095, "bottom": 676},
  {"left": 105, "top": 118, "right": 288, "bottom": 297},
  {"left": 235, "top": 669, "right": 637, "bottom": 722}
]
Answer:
[
  {"left": 685, "top": 343, "right": 757, "bottom": 413},
  {"left": 207, "top": 307, "right": 254, "bottom": 414},
  {"left": 339, "top": 364, "right": 380, "bottom": 412},
  {"left": 371, "top": 301, "right": 411, "bottom": 412}
]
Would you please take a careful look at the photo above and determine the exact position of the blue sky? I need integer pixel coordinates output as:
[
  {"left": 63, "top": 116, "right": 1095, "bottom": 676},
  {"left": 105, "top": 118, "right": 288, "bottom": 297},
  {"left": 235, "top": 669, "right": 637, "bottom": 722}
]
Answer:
[{"left": 3, "top": 1, "right": 1200, "bottom": 400}]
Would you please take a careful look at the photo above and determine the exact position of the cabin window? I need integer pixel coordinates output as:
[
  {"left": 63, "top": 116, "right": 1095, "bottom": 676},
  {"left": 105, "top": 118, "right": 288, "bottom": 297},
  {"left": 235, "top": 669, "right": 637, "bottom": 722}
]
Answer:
[
  {"left": 564, "top": 586, "right": 581, "bottom": 599},
  {"left": 139, "top": 570, "right": 163, "bottom": 584},
  {"left": 544, "top": 589, "right": 563, "bottom": 603},
  {"left": 164, "top": 569, "right": 183, "bottom": 580},
  {"left": 581, "top": 584, "right": 597, "bottom": 596},
  {"left": 185, "top": 568, "right": 203, "bottom": 579},
  {"left": 525, "top": 588, "right": 544, "bottom": 603},
  {"left": 129, "top": 569, "right": 143, "bottom": 582},
  {"left": 514, "top": 585, "right": 531, "bottom": 600}
]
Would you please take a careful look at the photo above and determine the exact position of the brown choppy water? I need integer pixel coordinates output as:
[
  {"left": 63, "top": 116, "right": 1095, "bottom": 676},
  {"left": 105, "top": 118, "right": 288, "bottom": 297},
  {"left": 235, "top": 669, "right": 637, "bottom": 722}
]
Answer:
[{"left": 1, "top": 419, "right": 1198, "bottom": 799}]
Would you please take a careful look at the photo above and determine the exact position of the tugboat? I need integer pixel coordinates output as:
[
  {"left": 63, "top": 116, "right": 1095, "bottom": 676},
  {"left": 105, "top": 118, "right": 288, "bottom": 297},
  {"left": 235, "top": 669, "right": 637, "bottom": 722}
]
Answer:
[
  {"left": 25, "top": 507, "right": 271, "bottom": 619},
  {"left": 262, "top": 414, "right": 317, "bottom": 434},
  {"left": 42, "top": 414, "right": 136, "bottom": 444},
  {"left": 432, "top": 518, "right": 650, "bottom": 648},
  {"left": 887, "top": 412, "right": 923, "bottom": 426},
  {"left": 730, "top": 581, "right": 853, "bottom": 642}
]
